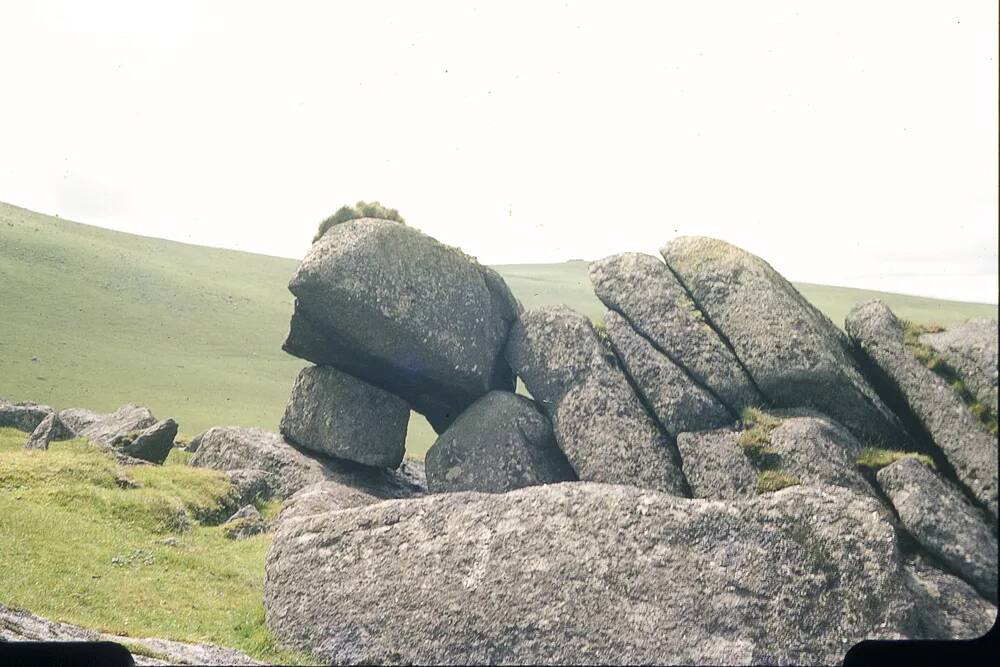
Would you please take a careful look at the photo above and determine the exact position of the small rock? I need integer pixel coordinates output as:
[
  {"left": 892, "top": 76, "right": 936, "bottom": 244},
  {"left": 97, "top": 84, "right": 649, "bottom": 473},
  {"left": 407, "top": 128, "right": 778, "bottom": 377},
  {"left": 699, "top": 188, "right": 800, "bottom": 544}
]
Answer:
[
  {"left": 113, "top": 418, "right": 178, "bottom": 464},
  {"left": 222, "top": 505, "right": 266, "bottom": 540}
]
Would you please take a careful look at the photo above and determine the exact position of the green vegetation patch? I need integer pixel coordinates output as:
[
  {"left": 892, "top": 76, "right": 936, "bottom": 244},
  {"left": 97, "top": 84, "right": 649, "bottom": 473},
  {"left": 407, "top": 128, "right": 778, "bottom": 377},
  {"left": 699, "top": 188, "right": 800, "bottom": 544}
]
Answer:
[
  {"left": 855, "top": 446, "right": 936, "bottom": 473},
  {"left": 757, "top": 470, "right": 801, "bottom": 493},
  {"left": 314, "top": 200, "right": 405, "bottom": 242},
  {"left": 0, "top": 427, "right": 311, "bottom": 664},
  {"left": 901, "top": 320, "right": 998, "bottom": 435},
  {"left": 737, "top": 407, "right": 783, "bottom": 463}
]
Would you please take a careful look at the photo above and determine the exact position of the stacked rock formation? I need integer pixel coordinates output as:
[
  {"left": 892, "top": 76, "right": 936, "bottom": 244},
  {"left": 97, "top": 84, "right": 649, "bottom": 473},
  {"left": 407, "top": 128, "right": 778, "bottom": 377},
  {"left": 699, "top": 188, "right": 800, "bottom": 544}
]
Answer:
[{"left": 230, "top": 229, "right": 997, "bottom": 664}]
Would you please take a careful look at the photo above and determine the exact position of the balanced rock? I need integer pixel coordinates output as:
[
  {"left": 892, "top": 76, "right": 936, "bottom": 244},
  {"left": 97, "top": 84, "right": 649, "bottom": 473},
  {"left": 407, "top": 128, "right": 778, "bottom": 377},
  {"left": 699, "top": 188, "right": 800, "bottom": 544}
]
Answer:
[
  {"left": 265, "top": 482, "right": 913, "bottom": 665},
  {"left": 661, "top": 237, "right": 908, "bottom": 448},
  {"left": 902, "top": 555, "right": 997, "bottom": 640},
  {"left": 877, "top": 457, "right": 997, "bottom": 603},
  {"left": 846, "top": 299, "right": 997, "bottom": 518},
  {"left": 283, "top": 219, "right": 520, "bottom": 432},
  {"left": 425, "top": 391, "right": 575, "bottom": 494},
  {"left": 590, "top": 252, "right": 762, "bottom": 413},
  {"left": 677, "top": 429, "right": 758, "bottom": 499},
  {"left": 111, "top": 418, "right": 178, "bottom": 464},
  {"left": 0, "top": 402, "right": 54, "bottom": 433},
  {"left": 280, "top": 365, "right": 409, "bottom": 468},
  {"left": 222, "top": 505, "right": 267, "bottom": 540},
  {"left": 78, "top": 403, "right": 157, "bottom": 445},
  {"left": 504, "top": 305, "right": 687, "bottom": 495},
  {"left": 189, "top": 426, "right": 425, "bottom": 501},
  {"left": 920, "top": 317, "right": 998, "bottom": 415},
  {"left": 602, "top": 310, "right": 732, "bottom": 437},
  {"left": 24, "top": 412, "right": 75, "bottom": 450}
]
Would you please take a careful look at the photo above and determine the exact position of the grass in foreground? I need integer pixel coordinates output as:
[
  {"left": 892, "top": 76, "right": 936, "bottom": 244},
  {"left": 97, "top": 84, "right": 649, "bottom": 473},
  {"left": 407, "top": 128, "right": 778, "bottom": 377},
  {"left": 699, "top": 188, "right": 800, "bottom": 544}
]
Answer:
[{"left": 0, "top": 427, "right": 312, "bottom": 665}]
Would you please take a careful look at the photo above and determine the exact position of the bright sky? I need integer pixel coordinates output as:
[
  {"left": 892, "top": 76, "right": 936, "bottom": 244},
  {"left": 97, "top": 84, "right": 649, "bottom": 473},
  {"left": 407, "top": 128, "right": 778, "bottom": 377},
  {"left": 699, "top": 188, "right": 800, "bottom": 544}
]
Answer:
[{"left": 0, "top": 1, "right": 996, "bottom": 302}]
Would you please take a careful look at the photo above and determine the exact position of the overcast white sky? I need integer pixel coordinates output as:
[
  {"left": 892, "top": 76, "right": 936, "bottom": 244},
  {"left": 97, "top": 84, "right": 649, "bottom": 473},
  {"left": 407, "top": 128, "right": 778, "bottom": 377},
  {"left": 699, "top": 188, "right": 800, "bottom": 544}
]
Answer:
[{"left": 0, "top": 1, "right": 996, "bottom": 302}]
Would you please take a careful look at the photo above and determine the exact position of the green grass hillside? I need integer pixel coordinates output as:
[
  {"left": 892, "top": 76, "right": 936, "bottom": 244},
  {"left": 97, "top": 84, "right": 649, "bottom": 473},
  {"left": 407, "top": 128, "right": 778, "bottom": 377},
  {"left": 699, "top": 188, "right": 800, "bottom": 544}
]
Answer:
[{"left": 2, "top": 201, "right": 996, "bottom": 458}]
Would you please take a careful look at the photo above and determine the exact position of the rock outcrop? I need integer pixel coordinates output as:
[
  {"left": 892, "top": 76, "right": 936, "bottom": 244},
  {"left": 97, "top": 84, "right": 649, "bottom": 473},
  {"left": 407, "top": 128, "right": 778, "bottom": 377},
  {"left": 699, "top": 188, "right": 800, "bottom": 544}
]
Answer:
[
  {"left": 676, "top": 428, "right": 759, "bottom": 499},
  {"left": 590, "top": 252, "right": 762, "bottom": 414},
  {"left": 280, "top": 365, "right": 410, "bottom": 468},
  {"left": 919, "top": 317, "right": 998, "bottom": 415},
  {"left": 56, "top": 407, "right": 103, "bottom": 434},
  {"left": 661, "top": 237, "right": 909, "bottom": 448},
  {"left": 877, "top": 457, "right": 997, "bottom": 603},
  {"left": 265, "top": 482, "right": 914, "bottom": 665},
  {"left": 846, "top": 299, "right": 998, "bottom": 518},
  {"left": 283, "top": 219, "right": 520, "bottom": 432},
  {"left": 504, "top": 305, "right": 687, "bottom": 495},
  {"left": 189, "top": 426, "right": 426, "bottom": 502},
  {"left": 272, "top": 480, "right": 381, "bottom": 528},
  {"left": 425, "top": 391, "right": 575, "bottom": 494},
  {"left": 111, "top": 418, "right": 178, "bottom": 464},
  {"left": 78, "top": 403, "right": 157, "bottom": 446},
  {"left": 0, "top": 401, "right": 54, "bottom": 433},
  {"left": 902, "top": 555, "right": 997, "bottom": 640},
  {"left": 23, "top": 412, "right": 75, "bottom": 450},
  {"left": 602, "top": 310, "right": 732, "bottom": 437}
]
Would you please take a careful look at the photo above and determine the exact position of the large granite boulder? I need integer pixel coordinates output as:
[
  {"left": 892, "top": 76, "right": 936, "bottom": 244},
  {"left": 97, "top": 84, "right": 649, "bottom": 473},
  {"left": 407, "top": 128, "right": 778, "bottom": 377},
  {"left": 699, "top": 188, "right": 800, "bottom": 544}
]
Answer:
[
  {"left": 846, "top": 299, "right": 997, "bottom": 518},
  {"left": 280, "top": 365, "right": 410, "bottom": 468},
  {"left": 425, "top": 391, "right": 575, "bottom": 494},
  {"left": 677, "top": 428, "right": 758, "bottom": 500},
  {"left": 265, "top": 482, "right": 916, "bottom": 665},
  {"left": 283, "top": 219, "right": 520, "bottom": 432},
  {"left": 504, "top": 305, "right": 687, "bottom": 495},
  {"left": 920, "top": 317, "right": 998, "bottom": 415},
  {"left": 0, "top": 402, "right": 54, "bottom": 433},
  {"left": 273, "top": 480, "right": 381, "bottom": 529},
  {"left": 902, "top": 555, "right": 997, "bottom": 640},
  {"left": 661, "top": 237, "right": 908, "bottom": 448},
  {"left": 877, "top": 457, "right": 997, "bottom": 603},
  {"left": 78, "top": 403, "right": 157, "bottom": 445},
  {"left": 110, "top": 418, "right": 178, "bottom": 464},
  {"left": 189, "top": 426, "right": 425, "bottom": 501},
  {"left": 590, "top": 252, "right": 762, "bottom": 414},
  {"left": 602, "top": 311, "right": 732, "bottom": 437},
  {"left": 23, "top": 412, "right": 75, "bottom": 450}
]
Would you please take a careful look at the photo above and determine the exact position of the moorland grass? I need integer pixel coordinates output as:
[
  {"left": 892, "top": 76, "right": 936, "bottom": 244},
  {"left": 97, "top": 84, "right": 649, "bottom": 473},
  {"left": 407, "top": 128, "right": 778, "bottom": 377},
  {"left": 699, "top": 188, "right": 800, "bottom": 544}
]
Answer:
[{"left": 0, "top": 427, "right": 311, "bottom": 664}]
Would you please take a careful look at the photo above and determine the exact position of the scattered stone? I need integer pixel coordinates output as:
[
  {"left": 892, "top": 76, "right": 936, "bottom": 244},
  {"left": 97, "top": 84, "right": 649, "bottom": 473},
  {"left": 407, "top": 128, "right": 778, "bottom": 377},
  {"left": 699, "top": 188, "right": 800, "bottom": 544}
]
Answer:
[
  {"left": 590, "top": 252, "right": 762, "bottom": 413},
  {"left": 222, "top": 505, "right": 266, "bottom": 540},
  {"left": 189, "top": 426, "right": 426, "bottom": 501},
  {"left": 877, "top": 457, "right": 997, "bottom": 603},
  {"left": 505, "top": 305, "right": 687, "bottom": 495},
  {"left": 111, "top": 418, "right": 178, "bottom": 464},
  {"left": 920, "top": 318, "right": 998, "bottom": 415},
  {"left": 56, "top": 407, "right": 103, "bottom": 433},
  {"left": 847, "top": 299, "right": 998, "bottom": 518},
  {"left": 603, "top": 310, "right": 732, "bottom": 437},
  {"left": 78, "top": 403, "right": 157, "bottom": 446},
  {"left": 283, "top": 219, "right": 520, "bottom": 432},
  {"left": 676, "top": 428, "right": 758, "bottom": 499},
  {"left": 23, "top": 412, "right": 75, "bottom": 450},
  {"left": 0, "top": 402, "right": 54, "bottom": 433},
  {"left": 425, "top": 391, "right": 575, "bottom": 494},
  {"left": 265, "top": 483, "right": 911, "bottom": 665},
  {"left": 902, "top": 555, "right": 997, "bottom": 640},
  {"left": 280, "top": 365, "right": 409, "bottom": 468},
  {"left": 661, "top": 236, "right": 909, "bottom": 448}
]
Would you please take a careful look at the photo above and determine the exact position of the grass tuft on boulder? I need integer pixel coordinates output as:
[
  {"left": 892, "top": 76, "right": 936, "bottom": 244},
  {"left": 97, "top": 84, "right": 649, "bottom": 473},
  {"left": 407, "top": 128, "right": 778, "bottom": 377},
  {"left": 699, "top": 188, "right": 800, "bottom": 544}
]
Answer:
[
  {"left": 757, "top": 470, "right": 801, "bottom": 493},
  {"left": 313, "top": 201, "right": 405, "bottom": 242},
  {"left": 855, "top": 446, "right": 936, "bottom": 473}
]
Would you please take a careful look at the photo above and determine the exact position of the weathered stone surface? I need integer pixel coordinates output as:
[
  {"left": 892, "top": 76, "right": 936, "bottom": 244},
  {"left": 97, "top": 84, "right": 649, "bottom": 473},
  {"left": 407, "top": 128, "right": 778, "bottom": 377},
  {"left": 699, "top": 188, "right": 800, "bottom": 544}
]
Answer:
[
  {"left": 112, "top": 418, "right": 178, "bottom": 464},
  {"left": 222, "top": 505, "right": 267, "bottom": 540},
  {"left": 0, "top": 602, "right": 263, "bottom": 665},
  {"left": 225, "top": 468, "right": 273, "bottom": 506},
  {"left": 847, "top": 299, "right": 998, "bottom": 518},
  {"left": 677, "top": 429, "right": 758, "bottom": 500},
  {"left": 902, "top": 555, "right": 997, "bottom": 640},
  {"left": 273, "top": 480, "right": 380, "bottom": 529},
  {"left": 189, "top": 426, "right": 425, "bottom": 501},
  {"left": 0, "top": 402, "right": 53, "bottom": 433},
  {"left": 265, "top": 482, "right": 913, "bottom": 665},
  {"left": 78, "top": 403, "right": 157, "bottom": 446},
  {"left": 505, "top": 305, "right": 687, "bottom": 495},
  {"left": 283, "top": 219, "right": 520, "bottom": 432},
  {"left": 23, "top": 412, "right": 75, "bottom": 450},
  {"left": 280, "top": 365, "right": 409, "bottom": 468},
  {"left": 920, "top": 317, "right": 998, "bottom": 415},
  {"left": 877, "top": 457, "right": 997, "bottom": 603},
  {"left": 426, "top": 391, "right": 575, "bottom": 494},
  {"left": 603, "top": 311, "right": 732, "bottom": 437},
  {"left": 661, "top": 236, "right": 908, "bottom": 448},
  {"left": 56, "top": 407, "right": 103, "bottom": 434},
  {"left": 590, "top": 252, "right": 762, "bottom": 413}
]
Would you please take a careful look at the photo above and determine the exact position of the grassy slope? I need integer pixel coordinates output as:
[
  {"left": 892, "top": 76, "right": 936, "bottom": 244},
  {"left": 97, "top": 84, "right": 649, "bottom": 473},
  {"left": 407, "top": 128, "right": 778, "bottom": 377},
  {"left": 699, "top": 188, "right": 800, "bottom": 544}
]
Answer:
[
  {"left": 0, "top": 427, "right": 309, "bottom": 664},
  {"left": 2, "top": 201, "right": 996, "bottom": 458}
]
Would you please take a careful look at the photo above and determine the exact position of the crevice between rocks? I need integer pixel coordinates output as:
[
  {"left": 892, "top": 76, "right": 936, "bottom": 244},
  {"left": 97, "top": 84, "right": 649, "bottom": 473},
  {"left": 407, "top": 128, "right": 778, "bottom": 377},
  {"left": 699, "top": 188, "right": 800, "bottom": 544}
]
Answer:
[{"left": 659, "top": 259, "right": 770, "bottom": 409}]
